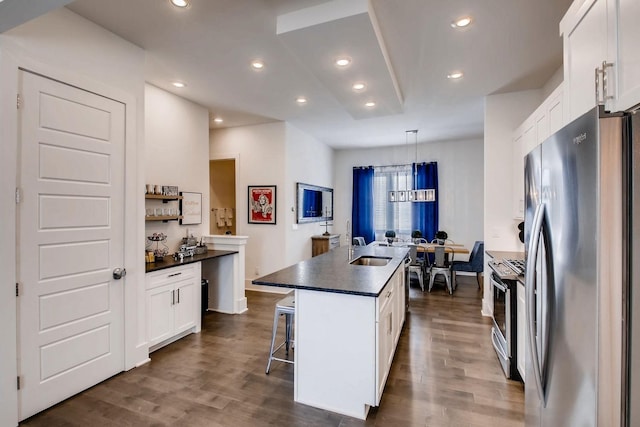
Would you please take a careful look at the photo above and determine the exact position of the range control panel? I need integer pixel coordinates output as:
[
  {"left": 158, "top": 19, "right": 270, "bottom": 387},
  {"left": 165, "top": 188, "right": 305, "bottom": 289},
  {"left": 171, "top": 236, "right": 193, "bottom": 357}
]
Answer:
[{"left": 488, "top": 259, "right": 521, "bottom": 280}]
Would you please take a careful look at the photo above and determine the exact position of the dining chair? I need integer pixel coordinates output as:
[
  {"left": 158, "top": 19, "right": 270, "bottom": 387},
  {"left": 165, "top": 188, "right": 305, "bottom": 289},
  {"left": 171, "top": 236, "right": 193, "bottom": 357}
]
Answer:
[
  {"left": 428, "top": 245, "right": 453, "bottom": 294},
  {"left": 451, "top": 241, "right": 484, "bottom": 290},
  {"left": 352, "top": 236, "right": 366, "bottom": 246},
  {"left": 407, "top": 244, "right": 426, "bottom": 291}
]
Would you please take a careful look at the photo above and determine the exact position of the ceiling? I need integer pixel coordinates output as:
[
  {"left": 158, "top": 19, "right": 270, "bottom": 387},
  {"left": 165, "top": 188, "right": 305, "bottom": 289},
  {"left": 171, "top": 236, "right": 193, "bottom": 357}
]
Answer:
[{"left": 65, "top": 0, "right": 573, "bottom": 149}]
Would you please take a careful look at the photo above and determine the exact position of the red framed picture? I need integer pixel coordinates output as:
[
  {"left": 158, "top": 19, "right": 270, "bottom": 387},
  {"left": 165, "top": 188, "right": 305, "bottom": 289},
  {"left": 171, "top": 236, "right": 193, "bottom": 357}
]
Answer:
[{"left": 248, "top": 185, "right": 276, "bottom": 224}]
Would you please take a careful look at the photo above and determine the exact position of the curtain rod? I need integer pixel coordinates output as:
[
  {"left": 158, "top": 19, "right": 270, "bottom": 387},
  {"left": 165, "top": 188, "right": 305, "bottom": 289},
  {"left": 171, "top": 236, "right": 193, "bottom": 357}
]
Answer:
[{"left": 352, "top": 161, "right": 436, "bottom": 170}]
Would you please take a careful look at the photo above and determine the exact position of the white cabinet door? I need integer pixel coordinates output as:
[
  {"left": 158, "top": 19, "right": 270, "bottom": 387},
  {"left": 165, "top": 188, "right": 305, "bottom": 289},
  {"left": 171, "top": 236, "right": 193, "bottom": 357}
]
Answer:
[
  {"left": 522, "top": 122, "right": 536, "bottom": 159},
  {"left": 547, "top": 87, "right": 564, "bottom": 135},
  {"left": 535, "top": 112, "right": 549, "bottom": 146},
  {"left": 147, "top": 283, "right": 175, "bottom": 347},
  {"left": 376, "top": 294, "right": 393, "bottom": 403},
  {"left": 512, "top": 134, "right": 525, "bottom": 220},
  {"left": 611, "top": 0, "right": 640, "bottom": 111},
  {"left": 562, "top": 0, "right": 610, "bottom": 122},
  {"left": 174, "top": 280, "right": 197, "bottom": 334},
  {"left": 393, "top": 268, "right": 405, "bottom": 344},
  {"left": 517, "top": 281, "right": 526, "bottom": 382}
]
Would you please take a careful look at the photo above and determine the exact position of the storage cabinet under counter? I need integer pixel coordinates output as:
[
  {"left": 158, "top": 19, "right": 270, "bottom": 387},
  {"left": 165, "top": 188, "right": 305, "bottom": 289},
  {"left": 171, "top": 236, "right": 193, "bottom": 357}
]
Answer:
[
  {"left": 311, "top": 234, "right": 340, "bottom": 257},
  {"left": 146, "top": 263, "right": 201, "bottom": 351},
  {"left": 253, "top": 245, "right": 409, "bottom": 420}
]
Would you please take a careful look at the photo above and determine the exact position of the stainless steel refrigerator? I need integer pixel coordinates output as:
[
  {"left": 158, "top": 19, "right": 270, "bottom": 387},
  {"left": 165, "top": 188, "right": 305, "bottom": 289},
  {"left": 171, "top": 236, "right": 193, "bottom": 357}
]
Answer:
[{"left": 524, "top": 105, "right": 638, "bottom": 426}]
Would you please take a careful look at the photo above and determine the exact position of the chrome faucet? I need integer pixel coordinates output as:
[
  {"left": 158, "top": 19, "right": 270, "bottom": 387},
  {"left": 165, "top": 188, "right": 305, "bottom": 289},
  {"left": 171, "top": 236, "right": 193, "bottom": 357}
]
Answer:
[{"left": 347, "top": 220, "right": 355, "bottom": 261}]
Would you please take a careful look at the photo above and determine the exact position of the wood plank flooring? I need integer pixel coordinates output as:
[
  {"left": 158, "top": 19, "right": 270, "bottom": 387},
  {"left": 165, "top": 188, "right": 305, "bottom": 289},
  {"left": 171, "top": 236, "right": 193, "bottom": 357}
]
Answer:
[{"left": 20, "top": 276, "right": 524, "bottom": 427}]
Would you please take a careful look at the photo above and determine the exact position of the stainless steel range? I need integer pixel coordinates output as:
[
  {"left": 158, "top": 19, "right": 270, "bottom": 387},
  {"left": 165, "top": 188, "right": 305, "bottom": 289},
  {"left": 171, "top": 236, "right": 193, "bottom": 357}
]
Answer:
[{"left": 488, "top": 258, "right": 523, "bottom": 381}]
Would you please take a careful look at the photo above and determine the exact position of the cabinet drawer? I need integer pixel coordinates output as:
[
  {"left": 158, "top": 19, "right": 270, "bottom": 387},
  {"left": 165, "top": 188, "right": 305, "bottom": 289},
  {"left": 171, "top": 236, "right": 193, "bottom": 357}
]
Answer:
[
  {"left": 328, "top": 236, "right": 340, "bottom": 249},
  {"left": 377, "top": 282, "right": 394, "bottom": 321},
  {"left": 146, "top": 264, "right": 197, "bottom": 290}
]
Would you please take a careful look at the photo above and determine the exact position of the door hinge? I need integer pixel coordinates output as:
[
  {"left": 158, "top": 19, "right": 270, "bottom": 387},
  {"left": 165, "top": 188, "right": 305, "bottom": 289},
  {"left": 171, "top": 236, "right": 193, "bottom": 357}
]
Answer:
[
  {"left": 17, "top": 376, "right": 21, "bottom": 390},
  {"left": 16, "top": 283, "right": 19, "bottom": 297},
  {"left": 15, "top": 188, "right": 21, "bottom": 204},
  {"left": 17, "top": 94, "right": 21, "bottom": 109}
]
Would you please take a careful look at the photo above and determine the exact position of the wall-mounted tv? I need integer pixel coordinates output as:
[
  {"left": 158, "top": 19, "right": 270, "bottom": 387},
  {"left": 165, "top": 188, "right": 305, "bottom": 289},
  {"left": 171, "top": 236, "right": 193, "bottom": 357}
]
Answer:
[{"left": 296, "top": 183, "right": 333, "bottom": 224}]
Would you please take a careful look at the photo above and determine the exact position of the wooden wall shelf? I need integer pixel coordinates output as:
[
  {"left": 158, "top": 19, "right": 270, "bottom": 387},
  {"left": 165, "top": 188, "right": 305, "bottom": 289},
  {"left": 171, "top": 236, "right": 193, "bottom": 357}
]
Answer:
[
  {"left": 145, "top": 194, "right": 183, "bottom": 203},
  {"left": 145, "top": 215, "right": 183, "bottom": 222}
]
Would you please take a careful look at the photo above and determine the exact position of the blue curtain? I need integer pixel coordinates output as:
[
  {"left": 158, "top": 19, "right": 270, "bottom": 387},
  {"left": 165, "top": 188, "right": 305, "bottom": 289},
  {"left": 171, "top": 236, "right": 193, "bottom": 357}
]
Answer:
[
  {"left": 352, "top": 166, "right": 375, "bottom": 243},
  {"left": 412, "top": 162, "right": 439, "bottom": 241}
]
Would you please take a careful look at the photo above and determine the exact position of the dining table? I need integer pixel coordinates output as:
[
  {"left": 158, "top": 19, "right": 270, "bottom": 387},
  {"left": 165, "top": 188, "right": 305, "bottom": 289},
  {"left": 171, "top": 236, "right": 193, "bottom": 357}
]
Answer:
[
  {"left": 369, "top": 240, "right": 470, "bottom": 256},
  {"left": 417, "top": 243, "right": 469, "bottom": 255}
]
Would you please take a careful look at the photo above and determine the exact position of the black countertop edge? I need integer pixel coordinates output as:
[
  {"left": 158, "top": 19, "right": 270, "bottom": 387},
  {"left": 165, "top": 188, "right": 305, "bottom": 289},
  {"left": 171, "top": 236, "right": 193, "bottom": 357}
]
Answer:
[
  {"left": 250, "top": 280, "right": 381, "bottom": 298},
  {"left": 145, "top": 250, "right": 238, "bottom": 273},
  {"left": 252, "top": 245, "right": 409, "bottom": 297}
]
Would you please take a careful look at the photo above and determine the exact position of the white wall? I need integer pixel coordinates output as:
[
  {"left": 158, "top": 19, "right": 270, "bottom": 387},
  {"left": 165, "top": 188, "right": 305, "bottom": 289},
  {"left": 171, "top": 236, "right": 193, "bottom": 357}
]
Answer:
[
  {"left": 210, "top": 123, "right": 287, "bottom": 285},
  {"left": 333, "top": 138, "right": 484, "bottom": 252},
  {"left": 210, "top": 122, "right": 334, "bottom": 291},
  {"left": 483, "top": 89, "right": 542, "bottom": 313},
  {"left": 0, "top": 8, "right": 145, "bottom": 425},
  {"left": 145, "top": 84, "right": 210, "bottom": 252},
  {"left": 284, "top": 123, "right": 334, "bottom": 265}
]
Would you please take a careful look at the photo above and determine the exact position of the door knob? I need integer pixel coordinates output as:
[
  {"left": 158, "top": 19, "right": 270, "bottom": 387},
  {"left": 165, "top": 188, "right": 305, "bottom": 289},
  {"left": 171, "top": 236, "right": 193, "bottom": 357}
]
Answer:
[{"left": 113, "top": 268, "right": 127, "bottom": 280}]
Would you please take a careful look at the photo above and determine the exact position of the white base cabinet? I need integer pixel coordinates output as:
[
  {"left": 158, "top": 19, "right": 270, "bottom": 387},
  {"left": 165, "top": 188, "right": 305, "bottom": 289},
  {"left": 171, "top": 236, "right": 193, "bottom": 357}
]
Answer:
[
  {"left": 146, "top": 263, "right": 201, "bottom": 351},
  {"left": 295, "top": 265, "right": 405, "bottom": 420},
  {"left": 516, "top": 280, "right": 526, "bottom": 382}
]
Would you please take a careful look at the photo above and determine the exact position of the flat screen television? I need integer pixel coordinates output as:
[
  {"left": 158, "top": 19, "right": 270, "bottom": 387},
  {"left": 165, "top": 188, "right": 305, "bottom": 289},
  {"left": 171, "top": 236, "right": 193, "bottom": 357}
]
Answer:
[{"left": 296, "top": 183, "right": 333, "bottom": 224}]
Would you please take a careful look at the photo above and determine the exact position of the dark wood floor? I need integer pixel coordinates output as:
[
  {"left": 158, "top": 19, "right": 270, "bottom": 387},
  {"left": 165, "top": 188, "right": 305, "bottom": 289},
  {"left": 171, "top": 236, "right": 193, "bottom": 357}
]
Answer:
[{"left": 21, "top": 276, "right": 524, "bottom": 427}]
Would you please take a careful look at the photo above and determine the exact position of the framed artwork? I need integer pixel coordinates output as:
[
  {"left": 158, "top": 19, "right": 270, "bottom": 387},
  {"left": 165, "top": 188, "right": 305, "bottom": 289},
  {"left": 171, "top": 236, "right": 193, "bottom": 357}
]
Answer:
[
  {"left": 180, "top": 191, "right": 202, "bottom": 225},
  {"left": 248, "top": 185, "right": 276, "bottom": 224}
]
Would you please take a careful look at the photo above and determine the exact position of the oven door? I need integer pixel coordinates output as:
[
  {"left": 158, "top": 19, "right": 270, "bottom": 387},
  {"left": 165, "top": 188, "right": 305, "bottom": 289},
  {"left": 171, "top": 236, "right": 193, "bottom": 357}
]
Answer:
[
  {"left": 491, "top": 274, "right": 509, "bottom": 351},
  {"left": 490, "top": 273, "right": 512, "bottom": 377}
]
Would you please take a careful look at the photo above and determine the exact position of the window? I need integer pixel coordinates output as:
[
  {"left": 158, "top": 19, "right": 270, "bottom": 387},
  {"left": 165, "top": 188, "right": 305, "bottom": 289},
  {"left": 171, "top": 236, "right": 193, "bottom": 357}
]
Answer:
[{"left": 373, "top": 165, "right": 412, "bottom": 240}]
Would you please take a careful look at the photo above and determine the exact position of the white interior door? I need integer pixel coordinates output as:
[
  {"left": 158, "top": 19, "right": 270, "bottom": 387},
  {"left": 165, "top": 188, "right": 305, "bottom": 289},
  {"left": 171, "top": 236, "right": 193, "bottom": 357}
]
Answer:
[{"left": 17, "top": 70, "right": 126, "bottom": 420}]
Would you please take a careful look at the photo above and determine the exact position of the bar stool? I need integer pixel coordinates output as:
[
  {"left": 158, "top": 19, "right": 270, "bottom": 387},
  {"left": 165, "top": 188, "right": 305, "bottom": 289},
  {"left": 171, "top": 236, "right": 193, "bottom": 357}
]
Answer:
[{"left": 265, "top": 293, "right": 295, "bottom": 374}]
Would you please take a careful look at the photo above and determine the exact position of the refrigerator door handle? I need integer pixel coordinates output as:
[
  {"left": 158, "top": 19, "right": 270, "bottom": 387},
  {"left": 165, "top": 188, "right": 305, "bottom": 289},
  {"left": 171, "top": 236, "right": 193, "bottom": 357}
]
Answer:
[{"left": 526, "top": 202, "right": 545, "bottom": 405}]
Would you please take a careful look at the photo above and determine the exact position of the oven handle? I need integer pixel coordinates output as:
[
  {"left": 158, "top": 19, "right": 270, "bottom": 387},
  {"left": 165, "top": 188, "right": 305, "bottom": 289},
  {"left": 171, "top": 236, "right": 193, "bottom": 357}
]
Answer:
[
  {"left": 491, "top": 327, "right": 509, "bottom": 361},
  {"left": 491, "top": 275, "right": 507, "bottom": 293},
  {"left": 526, "top": 202, "right": 545, "bottom": 405}
]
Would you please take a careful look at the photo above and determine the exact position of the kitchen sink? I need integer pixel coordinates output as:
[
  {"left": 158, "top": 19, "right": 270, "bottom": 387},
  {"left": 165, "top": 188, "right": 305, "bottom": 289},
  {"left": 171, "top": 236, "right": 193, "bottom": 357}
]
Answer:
[{"left": 350, "top": 256, "right": 392, "bottom": 266}]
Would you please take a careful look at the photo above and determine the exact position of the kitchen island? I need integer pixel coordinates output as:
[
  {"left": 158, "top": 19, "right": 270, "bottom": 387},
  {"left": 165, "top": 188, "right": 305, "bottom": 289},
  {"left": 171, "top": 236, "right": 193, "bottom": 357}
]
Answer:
[{"left": 253, "top": 245, "right": 409, "bottom": 419}]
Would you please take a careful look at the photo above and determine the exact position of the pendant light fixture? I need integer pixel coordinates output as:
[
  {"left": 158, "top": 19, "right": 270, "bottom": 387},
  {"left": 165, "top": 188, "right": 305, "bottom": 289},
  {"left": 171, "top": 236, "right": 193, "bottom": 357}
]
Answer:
[{"left": 388, "top": 129, "right": 436, "bottom": 203}]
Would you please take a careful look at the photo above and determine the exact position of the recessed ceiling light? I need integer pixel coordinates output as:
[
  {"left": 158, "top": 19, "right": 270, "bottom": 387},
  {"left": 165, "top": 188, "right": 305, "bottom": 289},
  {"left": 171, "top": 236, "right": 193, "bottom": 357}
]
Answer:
[
  {"left": 172, "top": 81, "right": 186, "bottom": 88},
  {"left": 335, "top": 57, "right": 352, "bottom": 68},
  {"left": 365, "top": 101, "right": 376, "bottom": 108},
  {"left": 352, "top": 82, "right": 367, "bottom": 92},
  {"left": 451, "top": 16, "right": 472, "bottom": 28},
  {"left": 213, "top": 117, "right": 223, "bottom": 124},
  {"left": 447, "top": 71, "right": 464, "bottom": 79},
  {"left": 251, "top": 60, "right": 265, "bottom": 70},
  {"left": 170, "top": 0, "right": 190, "bottom": 8},
  {"left": 296, "top": 97, "right": 308, "bottom": 105}
]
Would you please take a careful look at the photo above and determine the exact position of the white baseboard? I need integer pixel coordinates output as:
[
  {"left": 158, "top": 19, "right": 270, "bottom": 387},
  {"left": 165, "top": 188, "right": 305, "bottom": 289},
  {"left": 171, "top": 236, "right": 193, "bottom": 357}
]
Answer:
[{"left": 481, "top": 298, "right": 493, "bottom": 317}]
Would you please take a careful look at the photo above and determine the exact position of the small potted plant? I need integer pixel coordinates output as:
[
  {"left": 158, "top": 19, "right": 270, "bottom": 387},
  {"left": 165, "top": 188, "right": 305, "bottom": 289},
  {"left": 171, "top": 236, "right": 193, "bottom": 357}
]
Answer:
[
  {"left": 435, "top": 230, "right": 448, "bottom": 245},
  {"left": 384, "top": 230, "right": 396, "bottom": 245}
]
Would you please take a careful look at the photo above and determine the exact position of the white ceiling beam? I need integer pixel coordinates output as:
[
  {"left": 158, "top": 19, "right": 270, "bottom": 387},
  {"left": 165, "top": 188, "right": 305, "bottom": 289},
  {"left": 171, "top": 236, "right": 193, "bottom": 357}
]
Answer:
[
  {"left": 277, "top": 0, "right": 368, "bottom": 35},
  {"left": 0, "top": 0, "right": 74, "bottom": 33}
]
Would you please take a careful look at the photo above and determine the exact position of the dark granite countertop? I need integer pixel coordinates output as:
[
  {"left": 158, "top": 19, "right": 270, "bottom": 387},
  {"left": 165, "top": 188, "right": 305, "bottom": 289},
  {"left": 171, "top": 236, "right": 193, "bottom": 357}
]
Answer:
[
  {"left": 145, "top": 249, "right": 237, "bottom": 273},
  {"left": 487, "top": 250, "right": 526, "bottom": 284},
  {"left": 252, "top": 245, "right": 409, "bottom": 297},
  {"left": 486, "top": 250, "right": 524, "bottom": 260}
]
